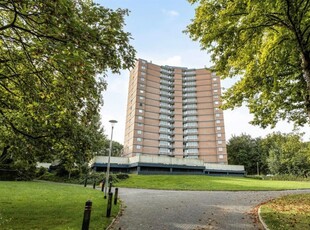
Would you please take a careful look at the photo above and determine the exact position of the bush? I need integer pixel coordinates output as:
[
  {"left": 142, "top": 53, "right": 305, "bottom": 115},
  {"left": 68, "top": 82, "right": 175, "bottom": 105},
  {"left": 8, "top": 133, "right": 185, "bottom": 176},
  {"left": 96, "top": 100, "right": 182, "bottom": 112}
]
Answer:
[
  {"left": 262, "top": 174, "right": 310, "bottom": 181},
  {"left": 36, "top": 167, "right": 48, "bottom": 177}
]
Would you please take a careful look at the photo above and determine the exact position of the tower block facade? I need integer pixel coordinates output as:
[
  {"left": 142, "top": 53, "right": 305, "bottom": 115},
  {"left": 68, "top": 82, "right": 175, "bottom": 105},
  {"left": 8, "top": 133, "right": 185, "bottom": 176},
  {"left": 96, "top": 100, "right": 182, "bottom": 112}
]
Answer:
[{"left": 123, "top": 59, "right": 227, "bottom": 164}]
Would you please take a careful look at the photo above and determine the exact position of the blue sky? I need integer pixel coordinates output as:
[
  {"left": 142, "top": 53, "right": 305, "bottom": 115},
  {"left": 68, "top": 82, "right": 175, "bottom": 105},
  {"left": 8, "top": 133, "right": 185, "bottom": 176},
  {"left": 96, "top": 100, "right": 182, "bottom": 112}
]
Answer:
[{"left": 96, "top": 0, "right": 309, "bottom": 143}]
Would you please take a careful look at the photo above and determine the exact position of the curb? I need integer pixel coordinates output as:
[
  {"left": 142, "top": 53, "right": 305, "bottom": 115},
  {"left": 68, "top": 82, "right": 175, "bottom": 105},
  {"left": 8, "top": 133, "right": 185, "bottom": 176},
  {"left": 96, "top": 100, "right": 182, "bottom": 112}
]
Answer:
[
  {"left": 107, "top": 200, "right": 124, "bottom": 230},
  {"left": 258, "top": 206, "right": 269, "bottom": 230}
]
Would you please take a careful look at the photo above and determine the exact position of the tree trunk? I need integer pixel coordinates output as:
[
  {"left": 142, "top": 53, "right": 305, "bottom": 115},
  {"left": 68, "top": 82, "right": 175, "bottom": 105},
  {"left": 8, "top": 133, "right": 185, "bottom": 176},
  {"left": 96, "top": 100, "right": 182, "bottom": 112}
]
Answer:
[{"left": 301, "top": 53, "right": 310, "bottom": 121}]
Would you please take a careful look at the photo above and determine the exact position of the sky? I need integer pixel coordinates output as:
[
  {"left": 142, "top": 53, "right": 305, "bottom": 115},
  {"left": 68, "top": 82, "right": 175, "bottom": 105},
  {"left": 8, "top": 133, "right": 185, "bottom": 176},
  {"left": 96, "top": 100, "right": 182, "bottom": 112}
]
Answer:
[{"left": 96, "top": 0, "right": 309, "bottom": 143}]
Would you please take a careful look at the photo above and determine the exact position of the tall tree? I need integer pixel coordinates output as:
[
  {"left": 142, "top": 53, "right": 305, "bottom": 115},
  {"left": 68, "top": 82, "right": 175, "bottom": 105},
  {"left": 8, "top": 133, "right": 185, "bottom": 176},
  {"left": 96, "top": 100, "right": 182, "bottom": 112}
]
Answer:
[
  {"left": 227, "top": 134, "right": 264, "bottom": 174},
  {"left": 261, "top": 132, "right": 310, "bottom": 176},
  {"left": 186, "top": 0, "right": 310, "bottom": 127},
  {"left": 0, "top": 0, "right": 135, "bottom": 170}
]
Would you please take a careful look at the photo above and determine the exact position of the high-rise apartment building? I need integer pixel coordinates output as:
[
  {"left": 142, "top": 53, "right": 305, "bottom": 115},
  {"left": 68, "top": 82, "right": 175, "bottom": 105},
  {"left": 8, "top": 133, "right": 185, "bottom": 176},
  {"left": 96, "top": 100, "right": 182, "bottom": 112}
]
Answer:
[{"left": 123, "top": 59, "right": 227, "bottom": 164}]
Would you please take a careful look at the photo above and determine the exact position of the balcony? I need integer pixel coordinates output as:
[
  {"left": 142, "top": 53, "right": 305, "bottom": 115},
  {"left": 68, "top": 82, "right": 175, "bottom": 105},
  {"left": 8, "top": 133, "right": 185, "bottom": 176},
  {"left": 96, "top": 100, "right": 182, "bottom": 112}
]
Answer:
[
  {"left": 182, "top": 71, "right": 196, "bottom": 76},
  {"left": 183, "top": 104, "right": 197, "bottom": 110},
  {"left": 183, "top": 110, "right": 197, "bottom": 116},
  {"left": 160, "top": 91, "right": 174, "bottom": 98},
  {"left": 183, "top": 82, "right": 196, "bottom": 87},
  {"left": 183, "top": 87, "right": 196, "bottom": 92},
  {"left": 183, "top": 76, "right": 196, "bottom": 82},
  {"left": 183, "top": 99, "right": 197, "bottom": 105},
  {"left": 160, "top": 109, "right": 174, "bottom": 115},
  {"left": 160, "top": 74, "right": 173, "bottom": 80},
  {"left": 183, "top": 93, "right": 196, "bottom": 98},
  {"left": 184, "top": 129, "right": 198, "bottom": 135},
  {"left": 160, "top": 79, "right": 174, "bottom": 86},
  {"left": 159, "top": 121, "right": 174, "bottom": 128},
  {"left": 160, "top": 103, "right": 174, "bottom": 110},
  {"left": 183, "top": 116, "right": 198, "bottom": 122},
  {"left": 160, "top": 85, "right": 174, "bottom": 92},
  {"left": 159, "top": 136, "right": 174, "bottom": 141},
  {"left": 159, "top": 143, "right": 174, "bottom": 149},
  {"left": 160, "top": 97, "right": 174, "bottom": 104},
  {"left": 159, "top": 128, "right": 173, "bottom": 135},
  {"left": 160, "top": 116, "right": 174, "bottom": 122},
  {"left": 183, "top": 122, "right": 198, "bottom": 128}
]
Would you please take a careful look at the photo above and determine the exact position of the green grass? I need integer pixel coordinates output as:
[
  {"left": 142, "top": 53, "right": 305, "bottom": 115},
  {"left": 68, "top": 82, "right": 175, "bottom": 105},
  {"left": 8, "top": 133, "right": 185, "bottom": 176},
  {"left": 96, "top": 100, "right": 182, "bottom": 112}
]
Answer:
[
  {"left": 0, "top": 181, "right": 120, "bottom": 230},
  {"left": 114, "top": 174, "right": 310, "bottom": 191},
  {"left": 260, "top": 194, "right": 310, "bottom": 229}
]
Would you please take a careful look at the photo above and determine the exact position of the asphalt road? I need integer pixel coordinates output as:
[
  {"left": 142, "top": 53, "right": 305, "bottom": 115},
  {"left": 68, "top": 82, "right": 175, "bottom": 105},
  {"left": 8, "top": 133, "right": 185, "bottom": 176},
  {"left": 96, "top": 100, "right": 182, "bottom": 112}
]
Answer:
[{"left": 109, "top": 188, "right": 310, "bottom": 230}]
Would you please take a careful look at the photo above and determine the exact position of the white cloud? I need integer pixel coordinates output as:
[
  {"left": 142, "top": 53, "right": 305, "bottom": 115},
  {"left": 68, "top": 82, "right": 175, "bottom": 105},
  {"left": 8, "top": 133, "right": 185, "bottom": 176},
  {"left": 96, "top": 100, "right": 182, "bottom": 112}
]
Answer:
[{"left": 162, "top": 9, "right": 179, "bottom": 17}]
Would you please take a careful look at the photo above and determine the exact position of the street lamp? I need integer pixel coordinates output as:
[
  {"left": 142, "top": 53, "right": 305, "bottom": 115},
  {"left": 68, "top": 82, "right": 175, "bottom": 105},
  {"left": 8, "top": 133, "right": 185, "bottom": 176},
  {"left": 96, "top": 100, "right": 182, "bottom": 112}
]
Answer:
[{"left": 104, "top": 120, "right": 117, "bottom": 198}]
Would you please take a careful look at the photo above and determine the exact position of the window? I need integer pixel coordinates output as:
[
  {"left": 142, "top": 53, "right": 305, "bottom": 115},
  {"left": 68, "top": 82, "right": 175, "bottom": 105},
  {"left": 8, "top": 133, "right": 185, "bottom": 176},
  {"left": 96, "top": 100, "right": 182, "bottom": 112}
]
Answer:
[
  {"left": 141, "top": 66, "right": 146, "bottom": 70},
  {"left": 218, "top": 140, "right": 223, "bottom": 144},
  {"left": 218, "top": 154, "right": 224, "bottom": 159},
  {"left": 214, "top": 95, "right": 219, "bottom": 99},
  {"left": 215, "top": 113, "right": 220, "bottom": 117},
  {"left": 137, "top": 130, "right": 142, "bottom": 135},
  {"left": 214, "top": 101, "right": 219, "bottom": 105},
  {"left": 140, "top": 90, "right": 144, "bottom": 93},
  {"left": 139, "top": 103, "right": 143, "bottom": 107},
  {"left": 141, "top": 72, "right": 146, "bottom": 76},
  {"left": 138, "top": 116, "right": 143, "bottom": 120},
  {"left": 217, "top": 133, "right": 222, "bottom": 138},
  {"left": 137, "top": 138, "right": 142, "bottom": 142},
  {"left": 139, "top": 96, "right": 144, "bottom": 100},
  {"left": 141, "top": 77, "right": 145, "bottom": 81},
  {"left": 136, "top": 145, "right": 141, "bottom": 149},
  {"left": 138, "top": 109, "right": 143, "bottom": 113},
  {"left": 213, "top": 89, "right": 218, "bottom": 93},
  {"left": 216, "top": 120, "right": 221, "bottom": 124},
  {"left": 140, "top": 84, "right": 145, "bottom": 88},
  {"left": 213, "top": 77, "right": 217, "bottom": 81},
  {"left": 216, "top": 127, "right": 221, "bottom": 131},
  {"left": 218, "top": 147, "right": 223, "bottom": 151},
  {"left": 138, "top": 123, "right": 143, "bottom": 126}
]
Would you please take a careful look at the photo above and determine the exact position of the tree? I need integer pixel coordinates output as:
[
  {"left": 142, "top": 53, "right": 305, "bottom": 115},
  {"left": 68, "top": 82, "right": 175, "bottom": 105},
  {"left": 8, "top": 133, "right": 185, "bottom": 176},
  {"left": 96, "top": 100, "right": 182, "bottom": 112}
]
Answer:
[
  {"left": 227, "top": 134, "right": 265, "bottom": 174},
  {"left": 0, "top": 0, "right": 135, "bottom": 173},
  {"left": 261, "top": 132, "right": 310, "bottom": 176},
  {"left": 100, "top": 140, "right": 123, "bottom": 157},
  {"left": 186, "top": 0, "right": 310, "bottom": 127}
]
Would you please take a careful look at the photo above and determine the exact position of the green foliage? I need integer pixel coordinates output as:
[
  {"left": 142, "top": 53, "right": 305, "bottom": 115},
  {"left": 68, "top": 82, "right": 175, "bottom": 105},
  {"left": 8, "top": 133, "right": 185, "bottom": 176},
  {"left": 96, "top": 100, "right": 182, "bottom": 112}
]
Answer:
[
  {"left": 99, "top": 140, "right": 124, "bottom": 157},
  {"left": 37, "top": 170, "right": 129, "bottom": 185},
  {"left": 227, "top": 134, "right": 265, "bottom": 174},
  {"left": 262, "top": 133, "right": 310, "bottom": 176},
  {"left": 187, "top": 0, "right": 310, "bottom": 127},
  {"left": 227, "top": 132, "right": 310, "bottom": 177},
  {"left": 0, "top": 0, "right": 136, "bottom": 174}
]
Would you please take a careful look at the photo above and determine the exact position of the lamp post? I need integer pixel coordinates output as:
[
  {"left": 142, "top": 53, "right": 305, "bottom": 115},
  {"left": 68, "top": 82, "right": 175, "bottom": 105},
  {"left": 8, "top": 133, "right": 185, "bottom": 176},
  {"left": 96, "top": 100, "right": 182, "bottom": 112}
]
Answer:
[{"left": 104, "top": 120, "right": 117, "bottom": 198}]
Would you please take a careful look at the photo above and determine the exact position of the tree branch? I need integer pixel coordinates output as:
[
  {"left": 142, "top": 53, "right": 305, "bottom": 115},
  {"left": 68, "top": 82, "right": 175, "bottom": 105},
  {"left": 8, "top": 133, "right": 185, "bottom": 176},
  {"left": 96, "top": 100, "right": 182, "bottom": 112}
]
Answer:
[
  {"left": 0, "top": 0, "right": 17, "bottom": 31},
  {"left": 0, "top": 109, "right": 49, "bottom": 139}
]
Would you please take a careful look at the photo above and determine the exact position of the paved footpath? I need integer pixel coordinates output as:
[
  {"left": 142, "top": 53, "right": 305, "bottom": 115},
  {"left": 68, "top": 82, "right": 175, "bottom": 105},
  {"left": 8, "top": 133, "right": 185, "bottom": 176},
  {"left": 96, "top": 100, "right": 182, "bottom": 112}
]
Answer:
[{"left": 110, "top": 188, "right": 310, "bottom": 230}]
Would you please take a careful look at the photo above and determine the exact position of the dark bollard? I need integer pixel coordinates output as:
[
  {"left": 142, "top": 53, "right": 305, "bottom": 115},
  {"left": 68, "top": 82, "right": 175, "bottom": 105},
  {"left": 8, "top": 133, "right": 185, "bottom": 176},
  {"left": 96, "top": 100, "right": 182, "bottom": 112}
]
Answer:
[
  {"left": 82, "top": 200, "right": 92, "bottom": 230},
  {"left": 101, "top": 179, "right": 105, "bottom": 192},
  {"left": 108, "top": 182, "right": 112, "bottom": 193},
  {"left": 114, "top": 188, "right": 119, "bottom": 205},
  {"left": 106, "top": 192, "right": 113, "bottom": 217},
  {"left": 93, "top": 180, "right": 96, "bottom": 189},
  {"left": 84, "top": 177, "right": 88, "bottom": 187}
]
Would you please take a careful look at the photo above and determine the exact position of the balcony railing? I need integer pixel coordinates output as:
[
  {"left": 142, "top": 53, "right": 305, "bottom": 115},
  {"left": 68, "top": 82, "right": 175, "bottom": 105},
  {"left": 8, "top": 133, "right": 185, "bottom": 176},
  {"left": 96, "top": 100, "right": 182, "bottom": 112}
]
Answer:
[
  {"left": 183, "top": 99, "right": 197, "bottom": 104},
  {"left": 183, "top": 87, "right": 196, "bottom": 92}
]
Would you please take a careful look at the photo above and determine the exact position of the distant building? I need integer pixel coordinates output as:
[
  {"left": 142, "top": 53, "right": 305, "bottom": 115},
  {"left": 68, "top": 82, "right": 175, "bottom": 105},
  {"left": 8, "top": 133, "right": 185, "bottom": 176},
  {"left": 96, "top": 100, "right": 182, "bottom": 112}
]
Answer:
[{"left": 123, "top": 59, "right": 227, "bottom": 164}]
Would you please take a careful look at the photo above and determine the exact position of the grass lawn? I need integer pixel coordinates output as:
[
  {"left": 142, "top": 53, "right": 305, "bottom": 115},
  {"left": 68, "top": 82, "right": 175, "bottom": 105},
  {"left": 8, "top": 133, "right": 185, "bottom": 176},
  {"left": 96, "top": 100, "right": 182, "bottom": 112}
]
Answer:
[
  {"left": 260, "top": 194, "right": 310, "bottom": 229},
  {"left": 0, "top": 181, "right": 120, "bottom": 230},
  {"left": 114, "top": 174, "right": 310, "bottom": 191}
]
